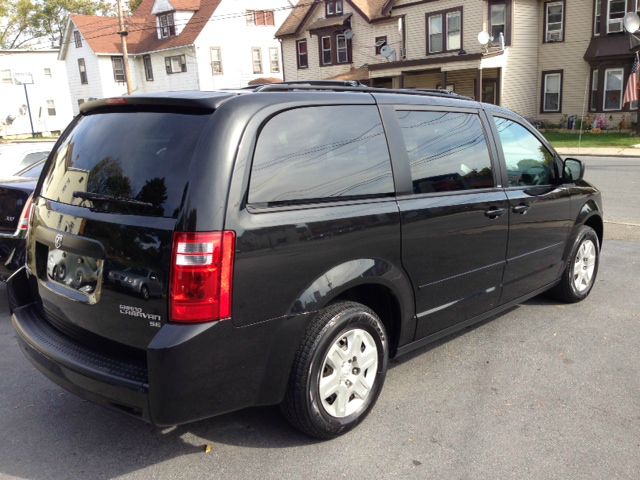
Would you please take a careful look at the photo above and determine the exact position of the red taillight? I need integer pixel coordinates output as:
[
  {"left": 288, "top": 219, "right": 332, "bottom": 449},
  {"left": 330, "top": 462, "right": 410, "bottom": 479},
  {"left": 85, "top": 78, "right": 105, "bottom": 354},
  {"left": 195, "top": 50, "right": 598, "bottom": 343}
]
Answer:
[
  {"left": 18, "top": 195, "right": 34, "bottom": 231},
  {"left": 170, "top": 231, "right": 236, "bottom": 323},
  {"left": 104, "top": 97, "right": 128, "bottom": 105}
]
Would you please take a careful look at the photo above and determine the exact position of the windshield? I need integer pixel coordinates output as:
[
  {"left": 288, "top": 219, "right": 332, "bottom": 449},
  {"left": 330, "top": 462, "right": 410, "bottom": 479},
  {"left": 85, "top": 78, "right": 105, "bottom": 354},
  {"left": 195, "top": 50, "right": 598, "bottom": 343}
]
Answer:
[{"left": 40, "top": 111, "right": 209, "bottom": 217}]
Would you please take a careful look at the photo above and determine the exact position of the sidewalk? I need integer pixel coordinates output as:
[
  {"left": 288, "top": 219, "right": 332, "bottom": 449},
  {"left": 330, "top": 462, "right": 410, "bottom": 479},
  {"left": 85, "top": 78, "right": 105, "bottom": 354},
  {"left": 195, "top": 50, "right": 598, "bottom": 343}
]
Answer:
[{"left": 555, "top": 147, "right": 640, "bottom": 157}]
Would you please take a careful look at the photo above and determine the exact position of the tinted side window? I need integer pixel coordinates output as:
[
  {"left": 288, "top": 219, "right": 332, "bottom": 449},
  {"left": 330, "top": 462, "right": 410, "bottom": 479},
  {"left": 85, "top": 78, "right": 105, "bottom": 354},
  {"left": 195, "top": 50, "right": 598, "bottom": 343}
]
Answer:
[
  {"left": 493, "top": 117, "right": 557, "bottom": 187},
  {"left": 249, "top": 106, "right": 394, "bottom": 204},
  {"left": 395, "top": 110, "right": 494, "bottom": 194}
]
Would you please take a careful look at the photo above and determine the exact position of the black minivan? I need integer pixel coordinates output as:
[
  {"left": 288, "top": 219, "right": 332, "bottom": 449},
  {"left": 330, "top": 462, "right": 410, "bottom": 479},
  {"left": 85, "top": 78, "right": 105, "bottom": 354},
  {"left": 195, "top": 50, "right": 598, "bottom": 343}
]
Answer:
[{"left": 9, "top": 83, "right": 603, "bottom": 439}]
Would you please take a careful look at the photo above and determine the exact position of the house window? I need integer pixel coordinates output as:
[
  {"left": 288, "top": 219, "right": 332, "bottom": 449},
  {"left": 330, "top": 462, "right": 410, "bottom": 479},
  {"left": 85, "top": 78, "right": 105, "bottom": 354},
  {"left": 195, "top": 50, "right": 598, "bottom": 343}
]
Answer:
[
  {"left": 246, "top": 10, "right": 275, "bottom": 25},
  {"left": 321, "top": 36, "right": 332, "bottom": 65},
  {"left": 594, "top": 0, "right": 602, "bottom": 35},
  {"left": 44, "top": 68, "right": 52, "bottom": 77},
  {"left": 542, "top": 71, "right": 562, "bottom": 112},
  {"left": 158, "top": 12, "right": 176, "bottom": 38},
  {"left": 143, "top": 54, "right": 154, "bottom": 81},
  {"left": 46, "top": 100, "right": 56, "bottom": 116},
  {"left": 1, "top": 69, "right": 12, "bottom": 84},
  {"left": 74, "top": 30, "right": 82, "bottom": 48},
  {"left": 428, "top": 14, "right": 443, "bottom": 53},
  {"left": 77, "top": 58, "right": 87, "bottom": 84},
  {"left": 427, "top": 9, "right": 462, "bottom": 54},
  {"left": 603, "top": 68, "right": 624, "bottom": 110},
  {"left": 210, "top": 47, "right": 223, "bottom": 74},
  {"left": 252, "top": 48, "right": 262, "bottom": 74},
  {"left": 489, "top": 1, "right": 511, "bottom": 45},
  {"left": 590, "top": 69, "right": 598, "bottom": 111},
  {"left": 375, "top": 36, "right": 387, "bottom": 54},
  {"left": 607, "top": 0, "right": 626, "bottom": 33},
  {"left": 545, "top": 1, "right": 564, "bottom": 42},
  {"left": 111, "top": 56, "right": 125, "bottom": 82},
  {"left": 164, "top": 54, "right": 186, "bottom": 74},
  {"left": 296, "top": 39, "right": 308, "bottom": 68},
  {"left": 447, "top": 11, "right": 461, "bottom": 50},
  {"left": 336, "top": 34, "right": 348, "bottom": 63},
  {"left": 269, "top": 47, "right": 280, "bottom": 73},
  {"left": 326, "top": 0, "right": 343, "bottom": 16}
]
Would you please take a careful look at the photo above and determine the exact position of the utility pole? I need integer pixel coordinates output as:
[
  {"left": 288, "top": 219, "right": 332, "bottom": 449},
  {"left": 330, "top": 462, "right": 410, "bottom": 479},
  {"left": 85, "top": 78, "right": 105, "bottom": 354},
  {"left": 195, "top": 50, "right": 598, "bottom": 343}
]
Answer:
[{"left": 117, "top": 0, "right": 134, "bottom": 95}]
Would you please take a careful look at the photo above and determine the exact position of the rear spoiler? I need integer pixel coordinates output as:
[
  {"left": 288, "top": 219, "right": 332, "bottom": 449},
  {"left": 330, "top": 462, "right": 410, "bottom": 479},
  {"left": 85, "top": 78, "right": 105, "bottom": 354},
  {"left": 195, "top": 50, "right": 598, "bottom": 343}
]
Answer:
[{"left": 80, "top": 92, "right": 242, "bottom": 115}]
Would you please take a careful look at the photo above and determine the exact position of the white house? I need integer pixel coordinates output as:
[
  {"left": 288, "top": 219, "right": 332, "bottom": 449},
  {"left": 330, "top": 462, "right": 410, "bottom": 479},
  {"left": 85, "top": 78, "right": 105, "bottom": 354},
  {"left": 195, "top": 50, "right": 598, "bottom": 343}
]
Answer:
[
  {"left": 0, "top": 49, "right": 74, "bottom": 137},
  {"left": 58, "top": 0, "right": 290, "bottom": 114}
]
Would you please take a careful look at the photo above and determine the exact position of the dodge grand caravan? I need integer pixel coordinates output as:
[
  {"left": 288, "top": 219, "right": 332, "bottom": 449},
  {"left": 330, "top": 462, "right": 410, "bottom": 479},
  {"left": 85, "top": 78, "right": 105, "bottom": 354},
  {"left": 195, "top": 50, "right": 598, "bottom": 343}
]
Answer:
[{"left": 9, "top": 83, "right": 603, "bottom": 439}]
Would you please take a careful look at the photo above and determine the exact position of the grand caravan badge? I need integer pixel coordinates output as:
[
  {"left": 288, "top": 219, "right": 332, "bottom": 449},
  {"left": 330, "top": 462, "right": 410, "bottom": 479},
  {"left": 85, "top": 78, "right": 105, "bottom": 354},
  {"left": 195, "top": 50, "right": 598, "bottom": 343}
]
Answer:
[{"left": 119, "top": 304, "right": 162, "bottom": 326}]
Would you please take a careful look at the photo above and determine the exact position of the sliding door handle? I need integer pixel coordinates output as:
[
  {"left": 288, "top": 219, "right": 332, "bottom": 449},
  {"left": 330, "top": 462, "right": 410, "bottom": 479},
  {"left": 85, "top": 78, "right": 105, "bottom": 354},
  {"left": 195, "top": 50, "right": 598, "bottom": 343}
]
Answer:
[{"left": 484, "top": 207, "right": 506, "bottom": 219}]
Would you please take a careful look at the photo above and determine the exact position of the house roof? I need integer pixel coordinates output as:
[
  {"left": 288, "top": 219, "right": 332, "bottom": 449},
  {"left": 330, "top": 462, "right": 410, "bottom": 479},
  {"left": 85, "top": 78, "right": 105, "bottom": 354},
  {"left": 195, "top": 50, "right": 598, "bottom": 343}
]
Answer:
[
  {"left": 67, "top": 0, "right": 221, "bottom": 56},
  {"left": 326, "top": 65, "right": 369, "bottom": 81},
  {"left": 307, "top": 13, "right": 352, "bottom": 31},
  {"left": 276, "top": 0, "right": 393, "bottom": 38}
]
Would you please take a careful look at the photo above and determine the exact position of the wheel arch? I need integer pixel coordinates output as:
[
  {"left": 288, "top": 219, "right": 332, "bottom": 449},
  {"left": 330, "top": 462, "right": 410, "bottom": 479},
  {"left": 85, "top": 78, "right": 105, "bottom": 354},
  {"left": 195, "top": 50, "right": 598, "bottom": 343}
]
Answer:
[
  {"left": 563, "top": 199, "right": 603, "bottom": 261},
  {"left": 287, "top": 258, "right": 416, "bottom": 357}
]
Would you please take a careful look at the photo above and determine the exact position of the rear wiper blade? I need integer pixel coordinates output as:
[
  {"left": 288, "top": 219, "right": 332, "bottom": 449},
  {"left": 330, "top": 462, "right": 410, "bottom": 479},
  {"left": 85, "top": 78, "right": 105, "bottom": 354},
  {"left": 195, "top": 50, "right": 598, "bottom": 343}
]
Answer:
[{"left": 72, "top": 191, "right": 154, "bottom": 208}]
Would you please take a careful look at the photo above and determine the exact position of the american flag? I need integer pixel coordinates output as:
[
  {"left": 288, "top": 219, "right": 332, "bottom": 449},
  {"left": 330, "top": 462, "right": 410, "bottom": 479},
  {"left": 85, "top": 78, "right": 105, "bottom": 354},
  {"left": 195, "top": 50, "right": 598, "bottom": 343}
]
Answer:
[{"left": 623, "top": 53, "right": 639, "bottom": 106}]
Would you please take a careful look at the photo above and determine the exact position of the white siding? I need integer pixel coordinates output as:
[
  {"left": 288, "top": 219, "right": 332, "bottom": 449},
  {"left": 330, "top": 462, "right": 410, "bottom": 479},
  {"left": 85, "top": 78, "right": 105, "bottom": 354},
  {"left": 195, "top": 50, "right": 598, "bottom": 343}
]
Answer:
[
  {"left": 133, "top": 47, "right": 200, "bottom": 93},
  {"left": 0, "top": 50, "right": 74, "bottom": 136}
]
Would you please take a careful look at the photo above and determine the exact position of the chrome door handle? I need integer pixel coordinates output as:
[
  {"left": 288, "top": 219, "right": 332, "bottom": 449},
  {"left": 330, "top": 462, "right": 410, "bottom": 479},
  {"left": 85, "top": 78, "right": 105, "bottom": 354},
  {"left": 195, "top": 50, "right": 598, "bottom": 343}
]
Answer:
[
  {"left": 512, "top": 204, "right": 530, "bottom": 215},
  {"left": 485, "top": 207, "right": 506, "bottom": 219}
]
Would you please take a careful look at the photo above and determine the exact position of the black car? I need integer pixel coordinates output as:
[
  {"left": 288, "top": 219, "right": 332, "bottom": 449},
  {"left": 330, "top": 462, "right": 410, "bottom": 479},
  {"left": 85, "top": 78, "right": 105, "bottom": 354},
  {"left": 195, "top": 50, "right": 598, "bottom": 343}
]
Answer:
[
  {"left": 0, "top": 161, "right": 46, "bottom": 281},
  {"left": 9, "top": 84, "right": 603, "bottom": 439}
]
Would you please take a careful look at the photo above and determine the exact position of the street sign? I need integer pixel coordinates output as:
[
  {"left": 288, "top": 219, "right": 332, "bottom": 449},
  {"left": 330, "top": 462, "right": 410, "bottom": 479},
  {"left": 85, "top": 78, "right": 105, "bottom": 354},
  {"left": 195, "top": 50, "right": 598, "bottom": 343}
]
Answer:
[{"left": 14, "top": 72, "right": 34, "bottom": 85}]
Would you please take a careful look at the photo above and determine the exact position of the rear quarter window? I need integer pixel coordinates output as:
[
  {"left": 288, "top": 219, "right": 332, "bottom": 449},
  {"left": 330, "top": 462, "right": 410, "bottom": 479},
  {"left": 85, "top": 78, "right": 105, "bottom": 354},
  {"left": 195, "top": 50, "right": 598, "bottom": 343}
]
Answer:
[
  {"left": 40, "top": 111, "right": 209, "bottom": 217},
  {"left": 248, "top": 105, "right": 394, "bottom": 205}
]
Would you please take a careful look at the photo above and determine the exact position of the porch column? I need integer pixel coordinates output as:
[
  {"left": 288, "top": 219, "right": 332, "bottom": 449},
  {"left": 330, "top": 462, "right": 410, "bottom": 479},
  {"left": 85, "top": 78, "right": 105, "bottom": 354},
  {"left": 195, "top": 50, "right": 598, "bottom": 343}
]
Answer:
[{"left": 476, "top": 68, "right": 483, "bottom": 101}]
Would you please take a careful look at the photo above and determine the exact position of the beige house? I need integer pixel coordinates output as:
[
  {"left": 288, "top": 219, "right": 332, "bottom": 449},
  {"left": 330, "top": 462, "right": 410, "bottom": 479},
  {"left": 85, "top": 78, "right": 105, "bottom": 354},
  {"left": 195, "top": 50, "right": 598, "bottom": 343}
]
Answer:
[{"left": 277, "top": 0, "right": 640, "bottom": 126}]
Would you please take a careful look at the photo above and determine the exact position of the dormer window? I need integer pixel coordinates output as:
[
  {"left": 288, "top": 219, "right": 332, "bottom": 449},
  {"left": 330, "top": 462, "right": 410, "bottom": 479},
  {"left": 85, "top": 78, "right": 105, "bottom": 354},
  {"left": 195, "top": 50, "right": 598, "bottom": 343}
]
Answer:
[
  {"left": 158, "top": 12, "right": 176, "bottom": 38},
  {"left": 326, "top": 0, "right": 343, "bottom": 17}
]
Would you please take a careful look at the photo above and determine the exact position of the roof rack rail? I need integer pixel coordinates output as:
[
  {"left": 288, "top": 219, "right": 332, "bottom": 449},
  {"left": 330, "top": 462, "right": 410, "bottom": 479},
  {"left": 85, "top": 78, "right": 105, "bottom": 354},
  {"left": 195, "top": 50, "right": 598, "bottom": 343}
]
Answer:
[{"left": 253, "top": 83, "right": 473, "bottom": 101}]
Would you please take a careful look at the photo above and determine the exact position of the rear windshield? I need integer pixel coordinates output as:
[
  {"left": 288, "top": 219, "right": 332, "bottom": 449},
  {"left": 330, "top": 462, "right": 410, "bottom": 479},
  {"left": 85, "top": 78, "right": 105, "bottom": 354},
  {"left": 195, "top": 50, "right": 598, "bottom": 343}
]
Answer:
[{"left": 40, "top": 111, "right": 209, "bottom": 217}]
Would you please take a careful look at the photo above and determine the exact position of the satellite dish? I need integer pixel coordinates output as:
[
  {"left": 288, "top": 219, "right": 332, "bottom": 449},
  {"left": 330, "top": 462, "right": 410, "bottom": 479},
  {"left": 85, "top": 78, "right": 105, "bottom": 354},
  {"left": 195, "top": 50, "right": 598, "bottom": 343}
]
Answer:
[
  {"left": 375, "top": 38, "right": 387, "bottom": 48},
  {"left": 477, "top": 31, "right": 491, "bottom": 46},
  {"left": 343, "top": 29, "right": 354, "bottom": 40},
  {"left": 623, "top": 12, "right": 640, "bottom": 33},
  {"left": 380, "top": 45, "right": 396, "bottom": 61}
]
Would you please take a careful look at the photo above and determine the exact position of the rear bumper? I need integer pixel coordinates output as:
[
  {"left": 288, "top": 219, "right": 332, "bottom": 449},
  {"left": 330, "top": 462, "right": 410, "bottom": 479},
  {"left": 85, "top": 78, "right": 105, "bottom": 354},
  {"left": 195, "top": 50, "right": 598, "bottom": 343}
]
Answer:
[{"left": 9, "top": 268, "right": 310, "bottom": 426}]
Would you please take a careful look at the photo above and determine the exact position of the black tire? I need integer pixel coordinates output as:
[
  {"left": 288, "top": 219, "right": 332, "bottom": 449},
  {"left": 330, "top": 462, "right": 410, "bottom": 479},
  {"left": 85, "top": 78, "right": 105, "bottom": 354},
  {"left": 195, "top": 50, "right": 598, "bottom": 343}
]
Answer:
[
  {"left": 281, "top": 301, "right": 388, "bottom": 439},
  {"left": 140, "top": 285, "right": 150, "bottom": 300},
  {"left": 548, "top": 225, "right": 600, "bottom": 303}
]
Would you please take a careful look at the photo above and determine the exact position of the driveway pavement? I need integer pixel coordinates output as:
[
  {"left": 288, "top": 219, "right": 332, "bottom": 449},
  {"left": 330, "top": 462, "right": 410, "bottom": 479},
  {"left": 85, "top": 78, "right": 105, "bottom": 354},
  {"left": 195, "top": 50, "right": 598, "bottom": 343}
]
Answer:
[{"left": 0, "top": 157, "right": 637, "bottom": 479}]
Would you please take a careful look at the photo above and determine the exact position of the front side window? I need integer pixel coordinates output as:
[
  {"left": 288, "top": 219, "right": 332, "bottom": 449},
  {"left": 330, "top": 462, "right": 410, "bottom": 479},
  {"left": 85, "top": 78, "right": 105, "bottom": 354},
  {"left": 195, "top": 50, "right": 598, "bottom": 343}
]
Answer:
[
  {"left": 74, "top": 30, "right": 82, "bottom": 48},
  {"left": 77, "top": 58, "right": 87, "bottom": 84},
  {"left": 396, "top": 111, "right": 494, "bottom": 194},
  {"left": 607, "top": 0, "right": 626, "bottom": 33},
  {"left": 158, "top": 13, "right": 176, "bottom": 38},
  {"left": 249, "top": 106, "right": 394, "bottom": 205},
  {"left": 297, "top": 39, "right": 308, "bottom": 68},
  {"left": 46, "top": 100, "right": 56, "bottom": 116},
  {"left": 111, "top": 56, "right": 125, "bottom": 82},
  {"left": 269, "top": 47, "right": 280, "bottom": 73},
  {"left": 321, "top": 36, "right": 332, "bottom": 65},
  {"left": 252, "top": 47, "right": 262, "bottom": 74},
  {"left": 143, "top": 54, "right": 154, "bottom": 81},
  {"left": 590, "top": 69, "right": 598, "bottom": 111},
  {"left": 603, "top": 68, "right": 624, "bottom": 110},
  {"left": 164, "top": 54, "right": 186, "bottom": 74},
  {"left": 210, "top": 47, "right": 223, "bottom": 74},
  {"left": 493, "top": 117, "right": 557, "bottom": 187},
  {"left": 542, "top": 71, "right": 562, "bottom": 112},
  {"left": 545, "top": 1, "right": 564, "bottom": 42}
]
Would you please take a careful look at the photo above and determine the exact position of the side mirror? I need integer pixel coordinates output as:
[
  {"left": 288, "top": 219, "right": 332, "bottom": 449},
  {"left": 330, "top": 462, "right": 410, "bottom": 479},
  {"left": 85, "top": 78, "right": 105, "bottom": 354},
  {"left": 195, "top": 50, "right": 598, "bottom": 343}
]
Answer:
[{"left": 563, "top": 158, "right": 584, "bottom": 182}]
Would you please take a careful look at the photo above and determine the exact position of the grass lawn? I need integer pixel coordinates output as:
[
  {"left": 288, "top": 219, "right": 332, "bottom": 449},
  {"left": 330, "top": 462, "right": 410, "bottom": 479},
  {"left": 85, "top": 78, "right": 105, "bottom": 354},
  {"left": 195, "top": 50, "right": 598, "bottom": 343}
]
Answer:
[{"left": 543, "top": 132, "right": 640, "bottom": 148}]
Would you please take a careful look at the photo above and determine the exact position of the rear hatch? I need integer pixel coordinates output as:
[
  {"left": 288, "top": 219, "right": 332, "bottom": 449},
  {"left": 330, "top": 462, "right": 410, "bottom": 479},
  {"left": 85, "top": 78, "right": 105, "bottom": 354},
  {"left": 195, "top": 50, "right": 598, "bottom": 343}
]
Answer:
[{"left": 28, "top": 105, "right": 212, "bottom": 350}]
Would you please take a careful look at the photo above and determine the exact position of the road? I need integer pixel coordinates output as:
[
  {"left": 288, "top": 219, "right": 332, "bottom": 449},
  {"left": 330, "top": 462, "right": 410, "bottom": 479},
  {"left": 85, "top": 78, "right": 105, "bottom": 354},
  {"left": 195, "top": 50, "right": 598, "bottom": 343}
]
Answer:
[{"left": 0, "top": 156, "right": 638, "bottom": 479}]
